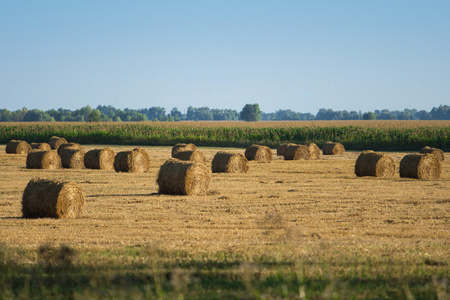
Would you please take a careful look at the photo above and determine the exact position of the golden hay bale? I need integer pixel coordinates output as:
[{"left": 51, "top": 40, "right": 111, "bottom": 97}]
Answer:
[
  {"left": 284, "top": 144, "right": 311, "bottom": 160},
  {"left": 400, "top": 153, "right": 441, "bottom": 180},
  {"left": 157, "top": 159, "right": 211, "bottom": 195},
  {"left": 114, "top": 148, "right": 150, "bottom": 173},
  {"left": 49, "top": 136, "right": 68, "bottom": 150},
  {"left": 322, "top": 142, "right": 345, "bottom": 155},
  {"left": 26, "top": 150, "right": 61, "bottom": 169},
  {"left": 420, "top": 146, "right": 445, "bottom": 161},
  {"left": 171, "top": 143, "right": 197, "bottom": 157},
  {"left": 306, "top": 143, "right": 321, "bottom": 160},
  {"left": 355, "top": 150, "right": 396, "bottom": 177},
  {"left": 245, "top": 144, "right": 272, "bottom": 162},
  {"left": 277, "top": 143, "right": 297, "bottom": 156},
  {"left": 59, "top": 148, "right": 86, "bottom": 169},
  {"left": 211, "top": 151, "right": 249, "bottom": 173},
  {"left": 5, "top": 140, "right": 32, "bottom": 154},
  {"left": 22, "top": 178, "right": 84, "bottom": 218},
  {"left": 173, "top": 150, "right": 207, "bottom": 165},
  {"left": 57, "top": 143, "right": 82, "bottom": 156},
  {"left": 30, "top": 142, "right": 52, "bottom": 151},
  {"left": 84, "top": 147, "right": 115, "bottom": 170}
]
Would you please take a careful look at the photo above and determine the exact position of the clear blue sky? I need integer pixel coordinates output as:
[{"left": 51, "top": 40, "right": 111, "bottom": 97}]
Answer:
[{"left": 1, "top": 1, "right": 449, "bottom": 114}]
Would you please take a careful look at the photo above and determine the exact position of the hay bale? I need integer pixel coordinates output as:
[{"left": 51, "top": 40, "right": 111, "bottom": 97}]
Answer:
[
  {"left": 322, "top": 142, "right": 345, "bottom": 155},
  {"left": 211, "top": 151, "right": 249, "bottom": 173},
  {"left": 22, "top": 178, "right": 84, "bottom": 218},
  {"left": 306, "top": 143, "right": 321, "bottom": 160},
  {"left": 171, "top": 143, "right": 197, "bottom": 157},
  {"left": 84, "top": 147, "right": 115, "bottom": 170},
  {"left": 157, "top": 159, "right": 211, "bottom": 195},
  {"left": 49, "top": 136, "right": 68, "bottom": 150},
  {"left": 26, "top": 150, "right": 61, "bottom": 169},
  {"left": 277, "top": 143, "right": 296, "bottom": 157},
  {"left": 355, "top": 150, "right": 396, "bottom": 177},
  {"left": 114, "top": 148, "right": 150, "bottom": 173},
  {"left": 284, "top": 144, "right": 311, "bottom": 160},
  {"left": 59, "top": 148, "right": 86, "bottom": 169},
  {"left": 30, "top": 143, "right": 52, "bottom": 151},
  {"left": 420, "top": 146, "right": 445, "bottom": 161},
  {"left": 5, "top": 140, "right": 32, "bottom": 154},
  {"left": 173, "top": 150, "right": 207, "bottom": 165},
  {"left": 57, "top": 143, "right": 82, "bottom": 156},
  {"left": 400, "top": 153, "right": 441, "bottom": 180},
  {"left": 245, "top": 144, "right": 272, "bottom": 162}
]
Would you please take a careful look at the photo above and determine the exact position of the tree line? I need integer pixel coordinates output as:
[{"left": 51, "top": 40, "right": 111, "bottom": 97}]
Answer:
[{"left": 0, "top": 104, "right": 449, "bottom": 122}]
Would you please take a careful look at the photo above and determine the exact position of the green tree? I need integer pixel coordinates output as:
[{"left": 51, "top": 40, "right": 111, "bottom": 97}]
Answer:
[
  {"left": 88, "top": 109, "right": 101, "bottom": 122},
  {"left": 363, "top": 112, "right": 376, "bottom": 120},
  {"left": 240, "top": 104, "right": 261, "bottom": 122}
]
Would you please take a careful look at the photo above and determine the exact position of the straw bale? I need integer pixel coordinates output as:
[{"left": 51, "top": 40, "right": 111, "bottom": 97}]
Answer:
[
  {"left": 59, "top": 148, "right": 86, "bottom": 169},
  {"left": 57, "top": 143, "right": 82, "bottom": 156},
  {"left": 420, "top": 146, "right": 445, "bottom": 161},
  {"left": 306, "top": 143, "right": 321, "bottom": 160},
  {"left": 245, "top": 144, "right": 272, "bottom": 162},
  {"left": 6, "top": 140, "right": 32, "bottom": 154},
  {"left": 277, "top": 143, "right": 296, "bottom": 157},
  {"left": 172, "top": 143, "right": 197, "bottom": 157},
  {"left": 400, "top": 153, "right": 441, "bottom": 180},
  {"left": 22, "top": 178, "right": 84, "bottom": 218},
  {"left": 355, "top": 150, "right": 395, "bottom": 177},
  {"left": 322, "top": 142, "right": 345, "bottom": 155},
  {"left": 284, "top": 144, "right": 311, "bottom": 160},
  {"left": 49, "top": 136, "right": 68, "bottom": 150},
  {"left": 212, "top": 151, "right": 249, "bottom": 173},
  {"left": 84, "top": 147, "right": 115, "bottom": 170},
  {"left": 30, "top": 143, "right": 52, "bottom": 151},
  {"left": 157, "top": 159, "right": 211, "bottom": 195},
  {"left": 114, "top": 148, "right": 150, "bottom": 173},
  {"left": 173, "top": 150, "right": 207, "bottom": 165},
  {"left": 26, "top": 150, "right": 61, "bottom": 169}
]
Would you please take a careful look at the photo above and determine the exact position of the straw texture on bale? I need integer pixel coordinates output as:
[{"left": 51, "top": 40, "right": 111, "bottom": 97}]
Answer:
[
  {"left": 57, "top": 143, "right": 82, "bottom": 156},
  {"left": 173, "top": 150, "right": 207, "bottom": 165},
  {"left": 245, "top": 144, "right": 272, "bottom": 162},
  {"left": 114, "top": 148, "right": 150, "bottom": 173},
  {"left": 49, "top": 136, "right": 68, "bottom": 150},
  {"left": 306, "top": 143, "right": 321, "bottom": 160},
  {"left": 284, "top": 144, "right": 311, "bottom": 160},
  {"left": 22, "top": 178, "right": 84, "bottom": 218},
  {"left": 26, "top": 150, "right": 61, "bottom": 169},
  {"left": 157, "top": 159, "right": 211, "bottom": 195},
  {"left": 84, "top": 147, "right": 115, "bottom": 170},
  {"left": 59, "top": 148, "right": 86, "bottom": 169},
  {"left": 6, "top": 140, "right": 32, "bottom": 154},
  {"left": 171, "top": 143, "right": 197, "bottom": 157},
  {"left": 322, "top": 142, "right": 345, "bottom": 155},
  {"left": 277, "top": 143, "right": 296, "bottom": 157},
  {"left": 355, "top": 150, "right": 396, "bottom": 177},
  {"left": 400, "top": 153, "right": 441, "bottom": 180},
  {"left": 211, "top": 151, "right": 249, "bottom": 173},
  {"left": 420, "top": 146, "right": 445, "bottom": 161},
  {"left": 30, "top": 143, "right": 52, "bottom": 151}
]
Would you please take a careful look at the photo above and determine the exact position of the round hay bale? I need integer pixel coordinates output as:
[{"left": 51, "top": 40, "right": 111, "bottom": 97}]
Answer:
[
  {"left": 400, "top": 153, "right": 441, "bottom": 180},
  {"left": 284, "top": 144, "right": 311, "bottom": 160},
  {"left": 157, "top": 159, "right": 211, "bottom": 195},
  {"left": 26, "top": 150, "right": 61, "bottom": 169},
  {"left": 22, "top": 178, "right": 84, "bottom": 218},
  {"left": 173, "top": 150, "right": 207, "bottom": 165},
  {"left": 420, "top": 146, "right": 445, "bottom": 161},
  {"left": 306, "top": 143, "right": 321, "bottom": 160},
  {"left": 30, "top": 142, "right": 52, "bottom": 151},
  {"left": 277, "top": 143, "right": 297, "bottom": 157},
  {"left": 211, "top": 151, "right": 249, "bottom": 173},
  {"left": 322, "top": 142, "right": 345, "bottom": 155},
  {"left": 355, "top": 150, "right": 395, "bottom": 177},
  {"left": 6, "top": 140, "right": 32, "bottom": 154},
  {"left": 245, "top": 144, "right": 272, "bottom": 162},
  {"left": 59, "top": 148, "right": 86, "bottom": 169},
  {"left": 114, "top": 148, "right": 150, "bottom": 173},
  {"left": 84, "top": 147, "right": 115, "bottom": 170},
  {"left": 171, "top": 143, "right": 197, "bottom": 157},
  {"left": 49, "top": 136, "right": 68, "bottom": 150},
  {"left": 57, "top": 143, "right": 82, "bottom": 156}
]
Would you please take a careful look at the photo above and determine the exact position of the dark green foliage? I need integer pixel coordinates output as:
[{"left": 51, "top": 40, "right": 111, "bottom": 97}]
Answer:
[{"left": 240, "top": 104, "right": 262, "bottom": 122}]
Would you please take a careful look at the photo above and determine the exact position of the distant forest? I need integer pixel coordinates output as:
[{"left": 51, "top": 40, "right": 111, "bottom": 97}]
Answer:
[{"left": 1, "top": 104, "right": 449, "bottom": 122}]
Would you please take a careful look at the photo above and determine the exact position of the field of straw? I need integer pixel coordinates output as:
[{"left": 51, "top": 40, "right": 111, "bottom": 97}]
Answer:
[{"left": 0, "top": 143, "right": 449, "bottom": 298}]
